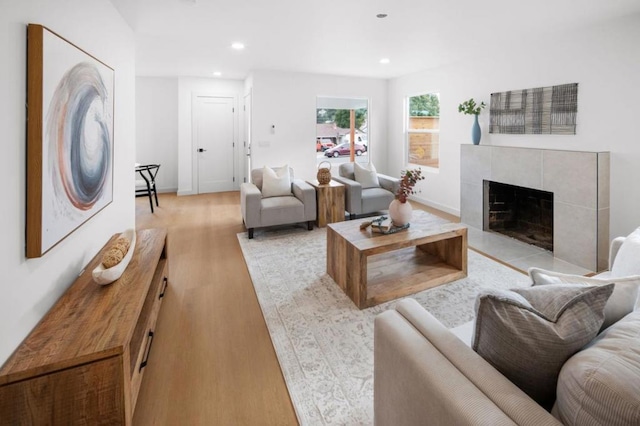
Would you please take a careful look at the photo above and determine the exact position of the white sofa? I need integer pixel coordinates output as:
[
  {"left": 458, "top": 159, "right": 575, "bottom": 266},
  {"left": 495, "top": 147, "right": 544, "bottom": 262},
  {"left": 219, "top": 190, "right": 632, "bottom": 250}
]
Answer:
[{"left": 374, "top": 235, "right": 640, "bottom": 425}]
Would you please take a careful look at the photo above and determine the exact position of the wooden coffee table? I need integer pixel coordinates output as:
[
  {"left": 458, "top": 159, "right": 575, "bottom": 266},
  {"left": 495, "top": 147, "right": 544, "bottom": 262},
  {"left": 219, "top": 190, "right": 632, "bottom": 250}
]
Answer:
[{"left": 327, "top": 218, "right": 467, "bottom": 309}]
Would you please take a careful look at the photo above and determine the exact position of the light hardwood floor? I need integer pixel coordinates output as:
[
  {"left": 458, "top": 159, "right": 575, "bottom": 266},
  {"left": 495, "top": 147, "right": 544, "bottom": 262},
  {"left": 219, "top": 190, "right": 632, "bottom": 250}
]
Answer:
[{"left": 132, "top": 192, "right": 458, "bottom": 425}]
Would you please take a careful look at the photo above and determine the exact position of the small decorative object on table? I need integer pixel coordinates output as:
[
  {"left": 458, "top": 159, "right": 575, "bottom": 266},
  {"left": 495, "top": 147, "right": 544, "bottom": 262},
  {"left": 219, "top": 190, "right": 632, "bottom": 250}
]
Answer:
[
  {"left": 92, "top": 228, "right": 136, "bottom": 285},
  {"left": 359, "top": 216, "right": 410, "bottom": 234},
  {"left": 458, "top": 98, "right": 486, "bottom": 145},
  {"left": 317, "top": 161, "right": 332, "bottom": 184},
  {"left": 388, "top": 168, "right": 424, "bottom": 226}
]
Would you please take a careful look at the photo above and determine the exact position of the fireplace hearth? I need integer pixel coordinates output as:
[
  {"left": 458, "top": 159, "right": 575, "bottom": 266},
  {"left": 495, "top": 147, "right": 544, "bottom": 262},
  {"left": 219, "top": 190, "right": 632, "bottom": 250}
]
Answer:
[{"left": 484, "top": 180, "right": 553, "bottom": 251}]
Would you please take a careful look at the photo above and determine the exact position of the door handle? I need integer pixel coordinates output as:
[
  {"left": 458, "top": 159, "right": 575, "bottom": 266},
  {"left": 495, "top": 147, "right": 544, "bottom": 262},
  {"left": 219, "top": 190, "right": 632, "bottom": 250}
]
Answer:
[{"left": 198, "top": 148, "right": 207, "bottom": 152}]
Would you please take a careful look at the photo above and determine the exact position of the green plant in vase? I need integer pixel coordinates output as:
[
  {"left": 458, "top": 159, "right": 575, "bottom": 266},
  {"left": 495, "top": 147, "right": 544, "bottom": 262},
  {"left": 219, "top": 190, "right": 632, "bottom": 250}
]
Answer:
[{"left": 458, "top": 98, "right": 486, "bottom": 145}]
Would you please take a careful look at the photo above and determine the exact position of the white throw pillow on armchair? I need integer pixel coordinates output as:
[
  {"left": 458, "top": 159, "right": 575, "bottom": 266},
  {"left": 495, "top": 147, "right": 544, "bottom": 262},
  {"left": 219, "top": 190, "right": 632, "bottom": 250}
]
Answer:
[
  {"left": 261, "top": 165, "right": 292, "bottom": 198},
  {"left": 353, "top": 163, "right": 380, "bottom": 189}
]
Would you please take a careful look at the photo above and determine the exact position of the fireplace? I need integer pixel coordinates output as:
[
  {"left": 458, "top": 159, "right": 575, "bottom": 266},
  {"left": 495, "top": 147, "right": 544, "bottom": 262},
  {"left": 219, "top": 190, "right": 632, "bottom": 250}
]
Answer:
[
  {"left": 483, "top": 180, "right": 553, "bottom": 251},
  {"left": 461, "top": 145, "right": 610, "bottom": 271}
]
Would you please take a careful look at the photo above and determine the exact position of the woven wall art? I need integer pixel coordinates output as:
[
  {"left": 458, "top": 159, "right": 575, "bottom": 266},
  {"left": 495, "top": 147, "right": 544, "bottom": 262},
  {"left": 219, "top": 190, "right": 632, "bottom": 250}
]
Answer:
[{"left": 489, "top": 83, "right": 578, "bottom": 135}]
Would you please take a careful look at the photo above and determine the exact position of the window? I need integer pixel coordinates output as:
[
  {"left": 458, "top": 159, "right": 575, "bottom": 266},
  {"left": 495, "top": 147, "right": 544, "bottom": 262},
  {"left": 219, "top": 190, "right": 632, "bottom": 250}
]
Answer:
[
  {"left": 407, "top": 93, "right": 440, "bottom": 168},
  {"left": 316, "top": 97, "right": 368, "bottom": 165}
]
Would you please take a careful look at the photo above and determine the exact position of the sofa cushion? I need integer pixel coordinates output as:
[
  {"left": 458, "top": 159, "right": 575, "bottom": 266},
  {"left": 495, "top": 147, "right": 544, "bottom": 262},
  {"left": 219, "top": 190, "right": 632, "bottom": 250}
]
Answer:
[
  {"left": 260, "top": 196, "right": 303, "bottom": 227},
  {"left": 354, "top": 162, "right": 380, "bottom": 189},
  {"left": 361, "top": 187, "right": 394, "bottom": 214},
  {"left": 261, "top": 165, "right": 292, "bottom": 198},
  {"left": 473, "top": 284, "right": 613, "bottom": 408},
  {"left": 528, "top": 267, "right": 640, "bottom": 330},
  {"left": 554, "top": 310, "right": 640, "bottom": 426},
  {"left": 611, "top": 227, "right": 640, "bottom": 276}
]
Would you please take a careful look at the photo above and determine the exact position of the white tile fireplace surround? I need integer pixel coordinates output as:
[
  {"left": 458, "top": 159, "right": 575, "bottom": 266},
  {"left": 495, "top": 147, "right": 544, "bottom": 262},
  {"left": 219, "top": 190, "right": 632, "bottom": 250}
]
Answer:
[{"left": 460, "top": 145, "right": 610, "bottom": 271}]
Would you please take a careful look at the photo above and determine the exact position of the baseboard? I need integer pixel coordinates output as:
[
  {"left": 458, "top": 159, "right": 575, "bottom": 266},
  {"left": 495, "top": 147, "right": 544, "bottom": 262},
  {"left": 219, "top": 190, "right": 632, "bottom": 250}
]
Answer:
[
  {"left": 158, "top": 187, "right": 178, "bottom": 194},
  {"left": 410, "top": 195, "right": 460, "bottom": 217},
  {"left": 177, "top": 189, "right": 196, "bottom": 196}
]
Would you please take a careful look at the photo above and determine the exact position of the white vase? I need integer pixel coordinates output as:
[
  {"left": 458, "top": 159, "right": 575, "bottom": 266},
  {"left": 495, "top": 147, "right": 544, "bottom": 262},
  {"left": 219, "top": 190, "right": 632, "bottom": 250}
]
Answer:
[{"left": 389, "top": 199, "right": 412, "bottom": 226}]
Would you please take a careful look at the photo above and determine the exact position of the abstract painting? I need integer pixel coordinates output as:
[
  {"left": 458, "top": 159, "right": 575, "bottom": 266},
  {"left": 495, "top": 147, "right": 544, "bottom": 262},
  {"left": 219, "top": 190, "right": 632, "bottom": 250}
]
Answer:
[
  {"left": 26, "top": 24, "right": 114, "bottom": 258},
  {"left": 489, "top": 83, "right": 578, "bottom": 135}
]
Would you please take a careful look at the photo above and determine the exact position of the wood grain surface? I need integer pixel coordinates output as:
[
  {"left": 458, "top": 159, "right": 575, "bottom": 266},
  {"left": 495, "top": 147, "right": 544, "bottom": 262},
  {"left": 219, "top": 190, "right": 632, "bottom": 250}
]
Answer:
[
  {"left": 0, "top": 228, "right": 168, "bottom": 425},
  {"left": 307, "top": 179, "right": 346, "bottom": 227},
  {"left": 131, "top": 192, "right": 298, "bottom": 426},
  {"left": 327, "top": 218, "right": 468, "bottom": 308}
]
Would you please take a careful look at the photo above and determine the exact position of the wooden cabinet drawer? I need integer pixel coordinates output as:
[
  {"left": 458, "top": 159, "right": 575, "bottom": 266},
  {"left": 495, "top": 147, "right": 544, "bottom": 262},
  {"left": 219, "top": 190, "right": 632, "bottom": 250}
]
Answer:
[{"left": 129, "top": 258, "right": 168, "bottom": 410}]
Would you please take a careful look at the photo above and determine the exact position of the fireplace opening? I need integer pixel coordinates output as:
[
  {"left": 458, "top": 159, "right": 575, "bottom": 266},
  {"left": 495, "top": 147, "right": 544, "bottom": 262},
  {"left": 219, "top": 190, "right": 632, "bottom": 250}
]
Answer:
[{"left": 483, "top": 180, "right": 553, "bottom": 252}]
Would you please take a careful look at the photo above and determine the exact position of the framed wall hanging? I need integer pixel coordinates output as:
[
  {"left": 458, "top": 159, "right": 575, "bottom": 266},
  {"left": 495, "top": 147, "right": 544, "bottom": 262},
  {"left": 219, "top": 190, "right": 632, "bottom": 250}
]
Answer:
[
  {"left": 26, "top": 24, "right": 114, "bottom": 258},
  {"left": 489, "top": 83, "right": 578, "bottom": 135}
]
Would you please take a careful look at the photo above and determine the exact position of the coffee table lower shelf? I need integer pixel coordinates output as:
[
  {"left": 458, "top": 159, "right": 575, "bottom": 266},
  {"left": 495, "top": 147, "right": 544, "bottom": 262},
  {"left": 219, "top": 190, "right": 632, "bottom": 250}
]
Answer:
[
  {"left": 327, "top": 221, "right": 468, "bottom": 309},
  {"left": 366, "top": 247, "right": 467, "bottom": 306}
]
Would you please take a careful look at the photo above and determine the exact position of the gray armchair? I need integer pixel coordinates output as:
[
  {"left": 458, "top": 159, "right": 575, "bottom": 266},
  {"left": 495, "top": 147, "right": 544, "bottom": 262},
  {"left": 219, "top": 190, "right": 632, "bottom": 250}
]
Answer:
[
  {"left": 332, "top": 163, "right": 400, "bottom": 219},
  {"left": 240, "top": 167, "right": 316, "bottom": 239}
]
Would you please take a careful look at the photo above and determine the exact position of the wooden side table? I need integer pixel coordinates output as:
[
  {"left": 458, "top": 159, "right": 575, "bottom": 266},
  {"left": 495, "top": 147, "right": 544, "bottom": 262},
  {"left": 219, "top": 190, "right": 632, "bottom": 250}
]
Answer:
[{"left": 306, "top": 180, "right": 345, "bottom": 227}]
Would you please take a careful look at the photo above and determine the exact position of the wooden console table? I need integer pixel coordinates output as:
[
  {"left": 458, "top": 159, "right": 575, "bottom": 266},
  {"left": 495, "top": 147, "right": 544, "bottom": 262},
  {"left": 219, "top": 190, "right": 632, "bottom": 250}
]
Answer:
[
  {"left": 327, "top": 219, "right": 467, "bottom": 309},
  {"left": 306, "top": 179, "right": 345, "bottom": 227},
  {"left": 0, "top": 228, "right": 169, "bottom": 425}
]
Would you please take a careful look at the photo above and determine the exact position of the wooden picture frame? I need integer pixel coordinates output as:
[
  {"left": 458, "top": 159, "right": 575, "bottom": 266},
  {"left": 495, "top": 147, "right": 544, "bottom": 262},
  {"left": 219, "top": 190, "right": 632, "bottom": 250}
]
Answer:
[{"left": 26, "top": 24, "right": 114, "bottom": 258}]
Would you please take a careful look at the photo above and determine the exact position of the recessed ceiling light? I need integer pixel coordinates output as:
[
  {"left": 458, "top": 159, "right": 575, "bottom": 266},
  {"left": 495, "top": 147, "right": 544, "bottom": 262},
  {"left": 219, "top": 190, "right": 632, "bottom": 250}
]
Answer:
[
  {"left": 213, "top": 71, "right": 222, "bottom": 77},
  {"left": 231, "top": 42, "right": 245, "bottom": 50},
  {"left": 380, "top": 58, "right": 390, "bottom": 64},
  {"left": 376, "top": 13, "right": 388, "bottom": 18}
]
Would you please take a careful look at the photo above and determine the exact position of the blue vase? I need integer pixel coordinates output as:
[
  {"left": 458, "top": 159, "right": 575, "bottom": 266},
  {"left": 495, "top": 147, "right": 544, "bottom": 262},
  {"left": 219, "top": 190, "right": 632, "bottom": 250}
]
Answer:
[{"left": 471, "top": 114, "right": 481, "bottom": 145}]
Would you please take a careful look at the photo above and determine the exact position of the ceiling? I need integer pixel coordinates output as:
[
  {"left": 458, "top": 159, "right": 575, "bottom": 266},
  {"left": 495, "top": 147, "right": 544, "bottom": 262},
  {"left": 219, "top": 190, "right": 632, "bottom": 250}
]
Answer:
[{"left": 110, "top": 0, "right": 640, "bottom": 80}]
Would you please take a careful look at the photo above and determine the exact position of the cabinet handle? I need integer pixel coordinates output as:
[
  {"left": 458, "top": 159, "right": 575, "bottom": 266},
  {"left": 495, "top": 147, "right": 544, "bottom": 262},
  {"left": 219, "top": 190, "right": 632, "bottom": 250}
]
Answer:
[
  {"left": 139, "top": 330, "right": 154, "bottom": 372},
  {"left": 159, "top": 277, "right": 168, "bottom": 299}
]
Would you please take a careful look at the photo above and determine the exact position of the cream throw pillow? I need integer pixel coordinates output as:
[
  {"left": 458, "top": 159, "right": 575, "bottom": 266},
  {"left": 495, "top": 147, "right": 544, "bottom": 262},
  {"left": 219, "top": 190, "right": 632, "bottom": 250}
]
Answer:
[
  {"left": 353, "top": 163, "right": 380, "bottom": 189},
  {"left": 528, "top": 267, "right": 640, "bottom": 330},
  {"left": 472, "top": 284, "right": 613, "bottom": 408},
  {"left": 611, "top": 227, "right": 640, "bottom": 276},
  {"left": 261, "top": 165, "right": 291, "bottom": 198}
]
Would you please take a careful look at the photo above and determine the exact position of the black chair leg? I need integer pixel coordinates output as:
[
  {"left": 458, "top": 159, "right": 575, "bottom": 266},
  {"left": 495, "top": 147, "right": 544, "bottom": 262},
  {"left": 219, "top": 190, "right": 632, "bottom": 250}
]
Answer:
[
  {"left": 153, "top": 185, "right": 159, "bottom": 207},
  {"left": 147, "top": 184, "right": 154, "bottom": 213},
  {"left": 307, "top": 221, "right": 313, "bottom": 231},
  {"left": 349, "top": 213, "right": 355, "bottom": 220},
  {"left": 248, "top": 228, "right": 254, "bottom": 239}
]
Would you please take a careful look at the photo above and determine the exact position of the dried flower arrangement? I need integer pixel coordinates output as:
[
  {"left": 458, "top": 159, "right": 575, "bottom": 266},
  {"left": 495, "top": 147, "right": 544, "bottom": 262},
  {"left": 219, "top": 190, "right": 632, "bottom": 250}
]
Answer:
[{"left": 396, "top": 168, "right": 425, "bottom": 203}]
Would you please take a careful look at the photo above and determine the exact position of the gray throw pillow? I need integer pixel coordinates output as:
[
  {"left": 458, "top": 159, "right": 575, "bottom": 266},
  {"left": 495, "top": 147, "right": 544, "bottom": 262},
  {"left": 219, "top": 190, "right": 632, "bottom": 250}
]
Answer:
[
  {"left": 472, "top": 284, "right": 614, "bottom": 408},
  {"left": 528, "top": 267, "right": 640, "bottom": 330}
]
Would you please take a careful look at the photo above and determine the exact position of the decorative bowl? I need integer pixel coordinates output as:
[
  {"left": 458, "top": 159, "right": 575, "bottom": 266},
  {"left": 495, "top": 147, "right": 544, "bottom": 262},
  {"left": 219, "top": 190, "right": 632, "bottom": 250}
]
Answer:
[{"left": 92, "top": 229, "right": 137, "bottom": 285}]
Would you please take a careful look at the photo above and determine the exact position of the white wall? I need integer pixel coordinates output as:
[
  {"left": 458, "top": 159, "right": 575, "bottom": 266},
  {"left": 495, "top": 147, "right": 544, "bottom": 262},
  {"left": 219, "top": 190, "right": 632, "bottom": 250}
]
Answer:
[
  {"left": 0, "top": 0, "right": 136, "bottom": 364},
  {"left": 388, "top": 14, "right": 640, "bottom": 239},
  {"left": 176, "top": 77, "right": 244, "bottom": 195},
  {"left": 136, "top": 77, "right": 179, "bottom": 192},
  {"left": 250, "top": 70, "right": 388, "bottom": 182}
]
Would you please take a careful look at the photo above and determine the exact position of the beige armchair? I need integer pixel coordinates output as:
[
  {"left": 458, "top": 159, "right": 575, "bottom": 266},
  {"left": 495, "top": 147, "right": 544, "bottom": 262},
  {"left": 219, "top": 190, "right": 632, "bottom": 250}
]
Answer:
[
  {"left": 332, "top": 163, "right": 400, "bottom": 219},
  {"left": 240, "top": 167, "right": 316, "bottom": 239}
]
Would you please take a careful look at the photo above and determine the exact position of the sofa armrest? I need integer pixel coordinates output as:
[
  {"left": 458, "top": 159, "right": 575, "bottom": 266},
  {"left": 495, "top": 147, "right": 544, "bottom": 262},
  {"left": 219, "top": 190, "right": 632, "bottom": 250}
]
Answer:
[
  {"left": 374, "top": 299, "right": 561, "bottom": 426},
  {"left": 377, "top": 173, "right": 400, "bottom": 196},
  {"left": 332, "top": 175, "right": 362, "bottom": 215},
  {"left": 609, "top": 236, "right": 626, "bottom": 271},
  {"left": 292, "top": 179, "right": 316, "bottom": 221},
  {"left": 240, "top": 182, "right": 262, "bottom": 228}
]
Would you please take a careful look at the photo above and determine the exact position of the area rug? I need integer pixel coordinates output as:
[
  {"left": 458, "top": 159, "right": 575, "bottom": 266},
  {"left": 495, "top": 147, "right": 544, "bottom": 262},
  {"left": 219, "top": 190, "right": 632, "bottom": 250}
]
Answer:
[{"left": 237, "top": 210, "right": 530, "bottom": 425}]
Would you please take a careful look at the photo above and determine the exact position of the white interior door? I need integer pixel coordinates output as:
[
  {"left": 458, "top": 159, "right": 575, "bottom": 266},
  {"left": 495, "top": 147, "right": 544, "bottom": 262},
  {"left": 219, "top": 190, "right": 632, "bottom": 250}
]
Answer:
[
  {"left": 194, "top": 96, "right": 235, "bottom": 193},
  {"left": 243, "top": 92, "right": 252, "bottom": 183}
]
